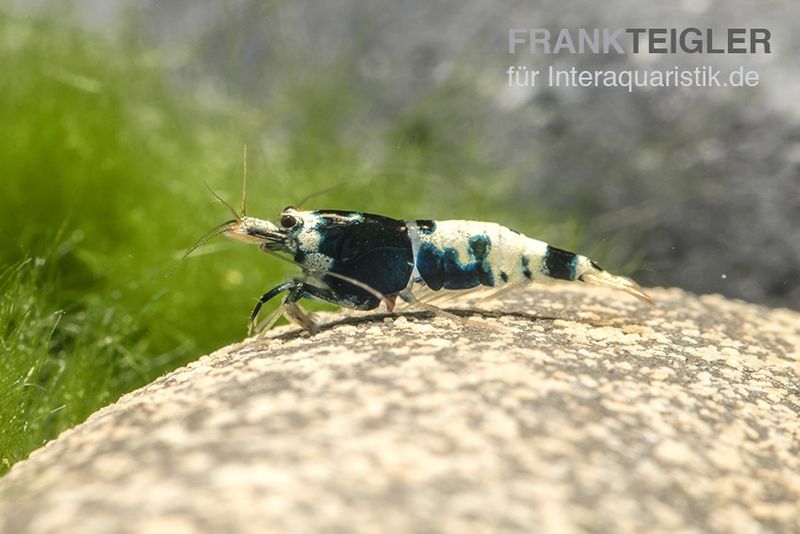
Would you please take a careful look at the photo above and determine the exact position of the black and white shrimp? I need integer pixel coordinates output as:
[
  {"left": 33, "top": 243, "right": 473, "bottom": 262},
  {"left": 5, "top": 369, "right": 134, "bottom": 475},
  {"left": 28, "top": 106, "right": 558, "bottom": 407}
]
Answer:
[{"left": 211, "top": 203, "right": 653, "bottom": 334}]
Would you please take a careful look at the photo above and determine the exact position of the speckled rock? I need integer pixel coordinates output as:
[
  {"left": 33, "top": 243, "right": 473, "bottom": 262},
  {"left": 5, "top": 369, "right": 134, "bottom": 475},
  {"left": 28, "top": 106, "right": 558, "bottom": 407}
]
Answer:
[{"left": 1, "top": 286, "right": 798, "bottom": 533}]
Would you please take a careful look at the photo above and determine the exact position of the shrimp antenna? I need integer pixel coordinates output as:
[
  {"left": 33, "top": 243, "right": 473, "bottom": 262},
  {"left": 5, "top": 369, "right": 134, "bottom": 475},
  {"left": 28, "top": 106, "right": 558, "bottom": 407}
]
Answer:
[
  {"left": 205, "top": 182, "right": 241, "bottom": 221},
  {"left": 241, "top": 144, "right": 248, "bottom": 217},
  {"left": 294, "top": 180, "right": 349, "bottom": 210},
  {"left": 165, "top": 219, "right": 238, "bottom": 278}
]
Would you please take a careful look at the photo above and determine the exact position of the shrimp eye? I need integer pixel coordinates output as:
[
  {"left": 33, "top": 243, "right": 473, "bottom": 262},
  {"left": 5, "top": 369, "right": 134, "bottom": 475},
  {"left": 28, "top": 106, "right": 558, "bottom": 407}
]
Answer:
[{"left": 279, "top": 214, "right": 298, "bottom": 228}]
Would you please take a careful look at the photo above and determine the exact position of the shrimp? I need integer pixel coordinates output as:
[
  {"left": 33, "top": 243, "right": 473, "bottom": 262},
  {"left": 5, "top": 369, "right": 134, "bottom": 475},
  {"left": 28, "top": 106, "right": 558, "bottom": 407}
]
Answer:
[{"left": 220, "top": 207, "right": 653, "bottom": 334}]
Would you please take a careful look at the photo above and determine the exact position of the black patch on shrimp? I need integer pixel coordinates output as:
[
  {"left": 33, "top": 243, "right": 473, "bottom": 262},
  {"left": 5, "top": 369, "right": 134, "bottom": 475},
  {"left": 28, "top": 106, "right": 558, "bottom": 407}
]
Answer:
[
  {"left": 416, "top": 235, "right": 495, "bottom": 291},
  {"left": 468, "top": 235, "right": 494, "bottom": 287},
  {"left": 589, "top": 259, "right": 604, "bottom": 272},
  {"left": 544, "top": 245, "right": 578, "bottom": 281},
  {"left": 500, "top": 271, "right": 509, "bottom": 283},
  {"left": 305, "top": 211, "right": 414, "bottom": 307},
  {"left": 521, "top": 256, "right": 532, "bottom": 279},
  {"left": 415, "top": 220, "right": 436, "bottom": 234}
]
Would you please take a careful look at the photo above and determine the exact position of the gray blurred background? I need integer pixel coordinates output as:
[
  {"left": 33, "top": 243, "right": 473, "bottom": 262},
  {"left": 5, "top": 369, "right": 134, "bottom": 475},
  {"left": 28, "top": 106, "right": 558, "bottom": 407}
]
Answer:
[{"left": 14, "top": 0, "right": 800, "bottom": 310}]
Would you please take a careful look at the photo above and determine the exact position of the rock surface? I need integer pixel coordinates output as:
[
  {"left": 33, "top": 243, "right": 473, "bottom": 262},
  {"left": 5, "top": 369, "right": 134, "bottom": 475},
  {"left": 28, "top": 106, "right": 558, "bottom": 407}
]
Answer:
[{"left": 0, "top": 286, "right": 798, "bottom": 533}]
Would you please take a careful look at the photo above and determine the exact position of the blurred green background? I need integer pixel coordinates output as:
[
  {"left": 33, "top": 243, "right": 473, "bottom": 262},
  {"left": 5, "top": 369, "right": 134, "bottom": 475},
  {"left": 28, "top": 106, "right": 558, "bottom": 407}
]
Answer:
[{"left": 1, "top": 1, "right": 797, "bottom": 474}]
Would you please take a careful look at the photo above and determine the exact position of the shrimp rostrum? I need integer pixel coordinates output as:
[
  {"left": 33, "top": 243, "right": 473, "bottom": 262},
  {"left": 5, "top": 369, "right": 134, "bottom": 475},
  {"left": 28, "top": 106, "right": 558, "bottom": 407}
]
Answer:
[{"left": 216, "top": 205, "right": 653, "bottom": 334}]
